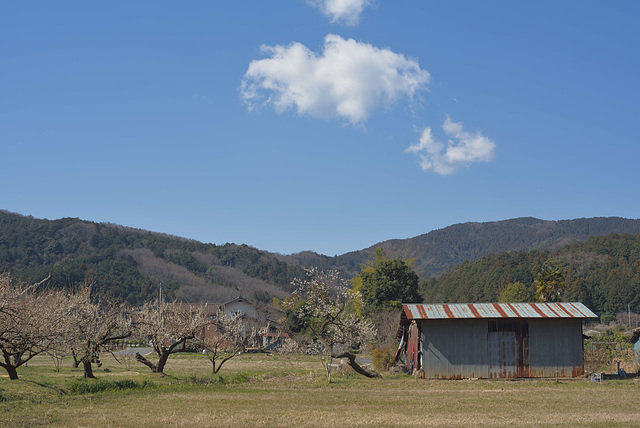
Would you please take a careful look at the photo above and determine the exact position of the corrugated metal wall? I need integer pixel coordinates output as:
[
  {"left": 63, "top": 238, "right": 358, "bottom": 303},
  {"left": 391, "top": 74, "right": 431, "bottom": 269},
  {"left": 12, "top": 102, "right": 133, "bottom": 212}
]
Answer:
[
  {"left": 528, "top": 319, "right": 584, "bottom": 377},
  {"left": 419, "top": 318, "right": 585, "bottom": 379},
  {"left": 406, "top": 322, "right": 420, "bottom": 373},
  {"left": 422, "top": 319, "right": 489, "bottom": 379}
]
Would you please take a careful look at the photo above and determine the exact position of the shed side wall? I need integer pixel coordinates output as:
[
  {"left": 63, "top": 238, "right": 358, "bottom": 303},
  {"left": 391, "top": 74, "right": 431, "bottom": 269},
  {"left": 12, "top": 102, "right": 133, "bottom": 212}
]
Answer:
[
  {"left": 421, "top": 319, "right": 489, "bottom": 379},
  {"left": 528, "top": 319, "right": 584, "bottom": 377},
  {"left": 419, "top": 318, "right": 585, "bottom": 379}
]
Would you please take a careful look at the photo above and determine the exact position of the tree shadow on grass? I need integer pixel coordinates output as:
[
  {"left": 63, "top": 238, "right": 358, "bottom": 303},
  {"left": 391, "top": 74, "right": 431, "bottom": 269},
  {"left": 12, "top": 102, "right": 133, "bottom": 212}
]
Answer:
[{"left": 24, "top": 380, "right": 67, "bottom": 395}]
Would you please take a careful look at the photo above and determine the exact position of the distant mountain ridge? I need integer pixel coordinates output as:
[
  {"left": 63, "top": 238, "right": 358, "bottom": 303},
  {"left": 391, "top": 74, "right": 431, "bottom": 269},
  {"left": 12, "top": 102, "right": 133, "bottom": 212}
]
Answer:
[
  {"left": 280, "top": 217, "right": 640, "bottom": 278},
  {"left": 2, "top": 210, "right": 639, "bottom": 306},
  {"left": 0, "top": 210, "right": 304, "bottom": 305}
]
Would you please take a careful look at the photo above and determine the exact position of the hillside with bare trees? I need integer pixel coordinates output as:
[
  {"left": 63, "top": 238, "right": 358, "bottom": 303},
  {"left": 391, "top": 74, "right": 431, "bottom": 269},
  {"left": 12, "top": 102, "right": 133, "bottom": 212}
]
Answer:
[
  {"left": 3, "top": 211, "right": 640, "bottom": 308},
  {"left": 0, "top": 211, "right": 303, "bottom": 304}
]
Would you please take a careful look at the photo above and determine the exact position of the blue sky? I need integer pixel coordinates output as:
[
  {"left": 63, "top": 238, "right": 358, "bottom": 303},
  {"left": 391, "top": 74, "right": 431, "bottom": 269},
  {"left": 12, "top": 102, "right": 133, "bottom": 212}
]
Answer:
[{"left": 2, "top": 1, "right": 639, "bottom": 256}]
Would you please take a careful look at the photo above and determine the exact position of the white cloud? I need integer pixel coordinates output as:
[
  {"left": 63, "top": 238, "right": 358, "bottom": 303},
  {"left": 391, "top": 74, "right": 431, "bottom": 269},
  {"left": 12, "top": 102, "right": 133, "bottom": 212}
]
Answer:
[
  {"left": 308, "top": 0, "right": 372, "bottom": 26},
  {"left": 406, "top": 116, "right": 496, "bottom": 174},
  {"left": 241, "top": 34, "right": 430, "bottom": 125}
]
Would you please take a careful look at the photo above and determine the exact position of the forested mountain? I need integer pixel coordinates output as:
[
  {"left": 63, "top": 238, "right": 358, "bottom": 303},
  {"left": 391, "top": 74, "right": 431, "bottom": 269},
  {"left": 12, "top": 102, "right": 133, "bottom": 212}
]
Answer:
[
  {"left": 422, "top": 233, "right": 640, "bottom": 316},
  {"left": 281, "top": 217, "right": 640, "bottom": 278},
  {"left": 2, "top": 210, "right": 639, "bottom": 312},
  {"left": 0, "top": 211, "right": 304, "bottom": 305}
]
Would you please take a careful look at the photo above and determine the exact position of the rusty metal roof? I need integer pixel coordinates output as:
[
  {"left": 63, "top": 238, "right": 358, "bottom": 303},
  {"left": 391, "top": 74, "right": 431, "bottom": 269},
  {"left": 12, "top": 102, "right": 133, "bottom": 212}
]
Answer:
[{"left": 403, "top": 302, "right": 597, "bottom": 320}]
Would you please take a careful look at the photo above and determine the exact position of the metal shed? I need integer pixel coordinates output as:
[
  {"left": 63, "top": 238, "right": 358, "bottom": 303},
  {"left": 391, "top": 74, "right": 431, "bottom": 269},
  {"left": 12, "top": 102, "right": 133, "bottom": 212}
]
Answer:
[{"left": 399, "top": 302, "right": 597, "bottom": 379}]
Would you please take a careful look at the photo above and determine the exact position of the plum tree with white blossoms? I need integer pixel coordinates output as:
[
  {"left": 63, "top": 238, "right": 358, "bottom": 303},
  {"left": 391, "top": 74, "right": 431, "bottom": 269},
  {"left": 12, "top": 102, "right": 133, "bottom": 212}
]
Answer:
[{"left": 285, "top": 268, "right": 379, "bottom": 383}]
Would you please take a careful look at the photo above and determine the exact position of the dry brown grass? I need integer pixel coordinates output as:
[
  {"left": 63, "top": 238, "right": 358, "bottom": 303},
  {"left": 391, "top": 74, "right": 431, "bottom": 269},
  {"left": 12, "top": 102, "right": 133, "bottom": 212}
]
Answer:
[
  {"left": 8, "top": 379, "right": 640, "bottom": 427},
  {"left": 2, "top": 353, "right": 640, "bottom": 427}
]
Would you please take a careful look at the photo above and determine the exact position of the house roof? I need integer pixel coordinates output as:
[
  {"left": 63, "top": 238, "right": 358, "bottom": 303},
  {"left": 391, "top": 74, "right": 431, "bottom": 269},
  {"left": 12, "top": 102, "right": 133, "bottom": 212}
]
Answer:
[
  {"left": 221, "top": 296, "right": 248, "bottom": 307},
  {"left": 403, "top": 302, "right": 597, "bottom": 320},
  {"left": 170, "top": 302, "right": 219, "bottom": 314}
]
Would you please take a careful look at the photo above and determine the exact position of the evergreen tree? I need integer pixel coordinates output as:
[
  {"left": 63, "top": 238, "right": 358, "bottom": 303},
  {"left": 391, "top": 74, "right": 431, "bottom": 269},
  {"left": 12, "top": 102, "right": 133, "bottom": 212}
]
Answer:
[
  {"left": 498, "top": 282, "right": 535, "bottom": 303},
  {"left": 356, "top": 248, "right": 421, "bottom": 315}
]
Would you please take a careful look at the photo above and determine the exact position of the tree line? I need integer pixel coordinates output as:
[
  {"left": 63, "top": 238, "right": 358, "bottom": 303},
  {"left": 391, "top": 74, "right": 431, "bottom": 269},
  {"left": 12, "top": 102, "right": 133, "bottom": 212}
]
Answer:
[
  {"left": 422, "top": 233, "right": 640, "bottom": 316},
  {"left": 0, "top": 273, "right": 265, "bottom": 380}
]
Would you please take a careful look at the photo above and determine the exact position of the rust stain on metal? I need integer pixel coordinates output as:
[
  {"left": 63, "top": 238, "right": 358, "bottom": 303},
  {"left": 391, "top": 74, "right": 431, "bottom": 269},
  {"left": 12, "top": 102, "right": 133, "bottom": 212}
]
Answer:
[
  {"left": 406, "top": 322, "right": 420, "bottom": 373},
  {"left": 469, "top": 304, "right": 481, "bottom": 318},
  {"left": 493, "top": 303, "right": 509, "bottom": 318},
  {"left": 555, "top": 304, "right": 573, "bottom": 318},
  {"left": 545, "top": 304, "right": 562, "bottom": 317},
  {"left": 403, "top": 302, "right": 597, "bottom": 320},
  {"left": 568, "top": 302, "right": 589, "bottom": 317},
  {"left": 506, "top": 303, "right": 521, "bottom": 317},
  {"left": 531, "top": 304, "right": 548, "bottom": 317},
  {"left": 443, "top": 305, "right": 455, "bottom": 319},
  {"left": 416, "top": 305, "right": 428, "bottom": 319}
]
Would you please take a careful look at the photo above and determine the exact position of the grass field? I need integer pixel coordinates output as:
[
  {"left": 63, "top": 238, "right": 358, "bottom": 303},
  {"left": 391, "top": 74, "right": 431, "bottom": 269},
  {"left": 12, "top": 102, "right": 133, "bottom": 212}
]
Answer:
[{"left": 1, "top": 351, "right": 639, "bottom": 427}]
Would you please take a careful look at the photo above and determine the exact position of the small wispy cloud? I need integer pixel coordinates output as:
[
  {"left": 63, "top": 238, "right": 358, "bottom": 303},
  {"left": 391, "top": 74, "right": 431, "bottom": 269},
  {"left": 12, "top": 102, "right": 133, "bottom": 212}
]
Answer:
[
  {"left": 307, "top": 0, "right": 372, "bottom": 26},
  {"left": 406, "top": 116, "right": 496, "bottom": 174},
  {"left": 241, "top": 34, "right": 430, "bottom": 125},
  {"left": 192, "top": 94, "right": 212, "bottom": 104}
]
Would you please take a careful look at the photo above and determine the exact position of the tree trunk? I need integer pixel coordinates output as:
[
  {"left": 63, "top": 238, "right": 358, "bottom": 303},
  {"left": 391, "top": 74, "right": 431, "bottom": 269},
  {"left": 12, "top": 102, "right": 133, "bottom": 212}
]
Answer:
[
  {"left": 135, "top": 351, "right": 170, "bottom": 373},
  {"left": 135, "top": 352, "right": 158, "bottom": 372},
  {"left": 155, "top": 352, "right": 170, "bottom": 373},
  {"left": 4, "top": 364, "right": 19, "bottom": 380},
  {"left": 83, "top": 360, "right": 95, "bottom": 379},
  {"left": 332, "top": 352, "right": 382, "bottom": 378},
  {"left": 211, "top": 353, "right": 237, "bottom": 375},
  {"left": 0, "top": 354, "right": 20, "bottom": 380},
  {"left": 71, "top": 350, "right": 80, "bottom": 369}
]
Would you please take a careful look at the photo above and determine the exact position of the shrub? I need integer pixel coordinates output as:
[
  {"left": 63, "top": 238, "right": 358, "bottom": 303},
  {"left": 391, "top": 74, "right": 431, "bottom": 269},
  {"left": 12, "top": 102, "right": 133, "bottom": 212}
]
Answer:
[
  {"left": 68, "top": 379, "right": 154, "bottom": 395},
  {"left": 184, "top": 375, "right": 220, "bottom": 386},
  {"left": 600, "top": 313, "right": 616, "bottom": 324},
  {"left": 184, "top": 372, "right": 252, "bottom": 386},
  {"left": 372, "top": 347, "right": 395, "bottom": 372}
]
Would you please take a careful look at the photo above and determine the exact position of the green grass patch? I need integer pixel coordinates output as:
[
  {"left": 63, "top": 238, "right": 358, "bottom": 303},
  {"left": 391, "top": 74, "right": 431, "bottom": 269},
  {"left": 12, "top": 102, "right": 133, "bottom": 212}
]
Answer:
[{"left": 68, "top": 378, "right": 155, "bottom": 395}]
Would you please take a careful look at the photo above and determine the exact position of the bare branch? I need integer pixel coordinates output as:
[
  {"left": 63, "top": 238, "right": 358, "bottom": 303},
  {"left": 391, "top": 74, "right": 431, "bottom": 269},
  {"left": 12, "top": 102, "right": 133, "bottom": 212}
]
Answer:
[
  {"left": 0, "top": 274, "right": 69, "bottom": 380},
  {"left": 134, "top": 301, "right": 211, "bottom": 373}
]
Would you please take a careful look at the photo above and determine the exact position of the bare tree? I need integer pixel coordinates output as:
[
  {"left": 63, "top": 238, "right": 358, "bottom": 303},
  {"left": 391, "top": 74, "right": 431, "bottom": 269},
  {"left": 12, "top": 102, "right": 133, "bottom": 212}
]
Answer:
[
  {"left": 0, "top": 274, "right": 69, "bottom": 380},
  {"left": 373, "top": 308, "right": 403, "bottom": 350},
  {"left": 246, "top": 321, "right": 270, "bottom": 349},
  {"left": 371, "top": 308, "right": 403, "bottom": 373},
  {"left": 134, "top": 301, "right": 210, "bottom": 374},
  {"left": 200, "top": 311, "right": 249, "bottom": 374},
  {"left": 67, "top": 287, "right": 132, "bottom": 378},
  {"left": 286, "top": 268, "right": 378, "bottom": 383},
  {"left": 46, "top": 342, "right": 71, "bottom": 373}
]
